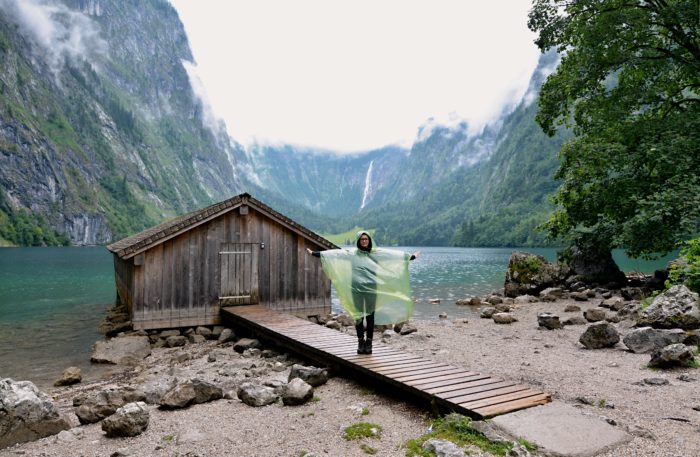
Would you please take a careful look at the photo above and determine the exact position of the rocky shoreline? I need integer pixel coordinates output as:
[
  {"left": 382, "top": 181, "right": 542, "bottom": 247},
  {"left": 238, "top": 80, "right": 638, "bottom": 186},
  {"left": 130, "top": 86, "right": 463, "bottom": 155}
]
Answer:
[{"left": 2, "top": 252, "right": 700, "bottom": 456}]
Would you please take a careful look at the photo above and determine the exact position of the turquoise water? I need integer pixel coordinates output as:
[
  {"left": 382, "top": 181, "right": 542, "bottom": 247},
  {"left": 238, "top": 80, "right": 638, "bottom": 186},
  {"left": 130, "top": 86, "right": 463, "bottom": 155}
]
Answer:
[
  {"left": 0, "top": 246, "right": 674, "bottom": 387},
  {"left": 0, "top": 247, "right": 115, "bottom": 387}
]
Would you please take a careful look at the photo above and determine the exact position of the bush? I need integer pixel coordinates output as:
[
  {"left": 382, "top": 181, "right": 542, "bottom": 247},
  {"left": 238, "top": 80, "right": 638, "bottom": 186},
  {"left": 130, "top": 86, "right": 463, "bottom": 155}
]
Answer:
[{"left": 666, "top": 238, "right": 700, "bottom": 293}]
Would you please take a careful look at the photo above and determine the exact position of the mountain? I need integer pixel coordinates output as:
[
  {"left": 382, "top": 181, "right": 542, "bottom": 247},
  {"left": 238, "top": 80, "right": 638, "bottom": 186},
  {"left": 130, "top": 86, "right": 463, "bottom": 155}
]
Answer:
[
  {"left": 0, "top": 1, "right": 566, "bottom": 249},
  {"left": 239, "top": 51, "right": 567, "bottom": 247},
  {"left": 0, "top": 0, "right": 243, "bottom": 245}
]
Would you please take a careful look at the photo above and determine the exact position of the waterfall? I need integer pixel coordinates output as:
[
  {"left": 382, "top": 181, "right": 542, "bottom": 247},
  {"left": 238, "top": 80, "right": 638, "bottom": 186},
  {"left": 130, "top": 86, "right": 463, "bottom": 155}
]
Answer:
[{"left": 360, "top": 160, "right": 374, "bottom": 209}]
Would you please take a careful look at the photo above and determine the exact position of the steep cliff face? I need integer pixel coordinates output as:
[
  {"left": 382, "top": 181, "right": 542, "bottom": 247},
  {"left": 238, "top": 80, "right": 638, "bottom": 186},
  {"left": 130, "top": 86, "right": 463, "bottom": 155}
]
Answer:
[{"left": 0, "top": 0, "right": 241, "bottom": 245}]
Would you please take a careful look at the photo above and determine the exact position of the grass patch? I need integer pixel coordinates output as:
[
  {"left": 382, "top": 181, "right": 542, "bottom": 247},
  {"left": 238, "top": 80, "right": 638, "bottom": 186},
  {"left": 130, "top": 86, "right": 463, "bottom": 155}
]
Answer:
[
  {"left": 403, "top": 414, "right": 532, "bottom": 457},
  {"left": 311, "top": 395, "right": 321, "bottom": 402},
  {"left": 359, "top": 387, "right": 375, "bottom": 396},
  {"left": 343, "top": 422, "right": 383, "bottom": 441},
  {"left": 360, "top": 443, "right": 378, "bottom": 454},
  {"left": 361, "top": 407, "right": 370, "bottom": 416},
  {"left": 162, "top": 434, "right": 175, "bottom": 443},
  {"left": 597, "top": 399, "right": 606, "bottom": 408}
]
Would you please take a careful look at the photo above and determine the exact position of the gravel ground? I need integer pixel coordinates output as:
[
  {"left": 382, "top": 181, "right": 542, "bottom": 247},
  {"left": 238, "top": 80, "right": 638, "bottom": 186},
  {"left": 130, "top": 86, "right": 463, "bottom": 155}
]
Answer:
[{"left": 2, "top": 297, "right": 700, "bottom": 457}]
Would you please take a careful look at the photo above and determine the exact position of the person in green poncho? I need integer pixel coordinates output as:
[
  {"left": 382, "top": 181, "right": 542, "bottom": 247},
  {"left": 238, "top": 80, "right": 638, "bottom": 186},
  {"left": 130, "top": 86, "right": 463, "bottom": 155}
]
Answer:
[{"left": 307, "top": 231, "right": 420, "bottom": 354}]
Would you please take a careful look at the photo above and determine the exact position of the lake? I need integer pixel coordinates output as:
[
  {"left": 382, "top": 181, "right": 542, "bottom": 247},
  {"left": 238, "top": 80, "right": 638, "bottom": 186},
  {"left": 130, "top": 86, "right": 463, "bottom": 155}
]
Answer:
[{"left": 0, "top": 246, "right": 674, "bottom": 388}]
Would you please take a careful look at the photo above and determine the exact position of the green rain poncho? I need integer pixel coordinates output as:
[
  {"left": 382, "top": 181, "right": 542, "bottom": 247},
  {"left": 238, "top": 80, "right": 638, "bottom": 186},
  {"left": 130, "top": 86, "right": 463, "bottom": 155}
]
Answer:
[{"left": 320, "top": 231, "right": 413, "bottom": 325}]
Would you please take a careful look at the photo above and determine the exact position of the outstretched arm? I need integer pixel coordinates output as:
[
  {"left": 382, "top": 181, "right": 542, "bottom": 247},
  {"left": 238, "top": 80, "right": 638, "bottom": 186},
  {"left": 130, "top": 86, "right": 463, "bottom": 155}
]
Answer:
[
  {"left": 306, "top": 248, "right": 320, "bottom": 258},
  {"left": 409, "top": 250, "right": 421, "bottom": 261}
]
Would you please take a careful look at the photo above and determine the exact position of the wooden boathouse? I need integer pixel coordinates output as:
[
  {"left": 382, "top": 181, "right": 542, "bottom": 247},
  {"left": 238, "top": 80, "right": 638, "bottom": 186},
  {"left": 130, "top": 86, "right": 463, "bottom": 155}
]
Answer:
[{"left": 107, "top": 193, "right": 337, "bottom": 330}]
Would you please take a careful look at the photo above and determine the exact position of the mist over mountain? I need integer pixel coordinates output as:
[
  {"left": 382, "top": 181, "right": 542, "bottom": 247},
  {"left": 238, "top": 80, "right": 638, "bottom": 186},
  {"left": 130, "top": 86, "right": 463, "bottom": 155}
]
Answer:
[{"left": 0, "top": 1, "right": 564, "bottom": 248}]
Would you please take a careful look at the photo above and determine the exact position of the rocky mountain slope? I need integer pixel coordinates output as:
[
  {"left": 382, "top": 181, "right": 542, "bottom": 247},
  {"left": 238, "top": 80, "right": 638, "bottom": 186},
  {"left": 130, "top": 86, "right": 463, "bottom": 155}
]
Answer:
[{"left": 0, "top": 0, "right": 242, "bottom": 245}]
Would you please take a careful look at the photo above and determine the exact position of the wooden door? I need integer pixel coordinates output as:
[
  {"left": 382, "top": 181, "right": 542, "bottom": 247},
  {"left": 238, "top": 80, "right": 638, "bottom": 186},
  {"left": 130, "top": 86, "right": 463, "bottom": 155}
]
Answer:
[{"left": 219, "top": 242, "right": 260, "bottom": 305}]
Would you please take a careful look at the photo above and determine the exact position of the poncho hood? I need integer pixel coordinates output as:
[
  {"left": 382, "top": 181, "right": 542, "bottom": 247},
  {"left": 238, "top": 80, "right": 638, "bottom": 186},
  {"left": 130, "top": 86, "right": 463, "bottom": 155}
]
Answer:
[{"left": 355, "top": 230, "right": 373, "bottom": 252}]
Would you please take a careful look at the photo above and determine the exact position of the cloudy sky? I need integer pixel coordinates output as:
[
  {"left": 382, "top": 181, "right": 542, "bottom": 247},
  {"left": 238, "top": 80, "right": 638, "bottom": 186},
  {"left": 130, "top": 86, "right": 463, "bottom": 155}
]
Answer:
[{"left": 170, "top": 0, "right": 541, "bottom": 153}]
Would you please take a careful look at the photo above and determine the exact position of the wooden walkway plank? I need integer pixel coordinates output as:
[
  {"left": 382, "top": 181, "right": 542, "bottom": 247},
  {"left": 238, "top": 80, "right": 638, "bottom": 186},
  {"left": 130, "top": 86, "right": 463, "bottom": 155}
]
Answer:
[{"left": 221, "top": 305, "right": 551, "bottom": 419}]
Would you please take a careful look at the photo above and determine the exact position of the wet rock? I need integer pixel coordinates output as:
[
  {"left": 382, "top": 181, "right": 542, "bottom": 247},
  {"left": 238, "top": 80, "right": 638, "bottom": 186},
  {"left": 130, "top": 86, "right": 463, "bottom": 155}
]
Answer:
[
  {"left": 622, "top": 327, "right": 687, "bottom": 354},
  {"left": 282, "top": 378, "right": 314, "bottom": 406},
  {"left": 288, "top": 364, "right": 329, "bottom": 387},
  {"left": 538, "top": 313, "right": 562, "bottom": 330},
  {"left": 0, "top": 379, "right": 70, "bottom": 449},
  {"left": 648, "top": 343, "right": 695, "bottom": 368},
  {"left": 91, "top": 336, "right": 152, "bottom": 365},
  {"left": 54, "top": 367, "right": 82, "bottom": 387},
  {"left": 101, "top": 402, "right": 149, "bottom": 438},
  {"left": 579, "top": 323, "right": 620, "bottom": 349},
  {"left": 637, "top": 285, "right": 700, "bottom": 330}
]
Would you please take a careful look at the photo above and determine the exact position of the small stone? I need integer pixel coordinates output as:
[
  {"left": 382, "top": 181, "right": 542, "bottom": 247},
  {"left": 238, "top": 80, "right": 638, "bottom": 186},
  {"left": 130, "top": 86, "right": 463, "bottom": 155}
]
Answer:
[
  {"left": 207, "top": 353, "right": 217, "bottom": 363},
  {"left": 643, "top": 378, "right": 670, "bottom": 386},
  {"left": 438, "top": 312, "right": 448, "bottom": 319}
]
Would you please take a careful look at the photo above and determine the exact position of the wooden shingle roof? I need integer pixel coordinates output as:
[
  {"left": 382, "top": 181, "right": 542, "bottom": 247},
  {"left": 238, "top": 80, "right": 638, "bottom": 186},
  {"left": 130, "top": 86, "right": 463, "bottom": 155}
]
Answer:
[{"left": 106, "top": 193, "right": 337, "bottom": 259}]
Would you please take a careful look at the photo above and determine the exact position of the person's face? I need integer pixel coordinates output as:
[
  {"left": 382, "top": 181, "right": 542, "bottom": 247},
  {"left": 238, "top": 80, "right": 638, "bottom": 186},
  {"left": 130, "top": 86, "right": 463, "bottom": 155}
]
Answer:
[{"left": 359, "top": 235, "right": 370, "bottom": 248}]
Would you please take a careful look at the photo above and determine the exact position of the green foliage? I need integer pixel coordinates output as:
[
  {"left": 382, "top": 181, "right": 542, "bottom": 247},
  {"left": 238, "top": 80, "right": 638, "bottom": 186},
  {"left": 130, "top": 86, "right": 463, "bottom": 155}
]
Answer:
[
  {"left": 343, "top": 422, "right": 383, "bottom": 441},
  {"left": 403, "top": 415, "right": 518, "bottom": 457},
  {"left": 666, "top": 238, "right": 700, "bottom": 293},
  {"left": 361, "top": 407, "right": 370, "bottom": 416},
  {"left": 529, "top": 0, "right": 700, "bottom": 258}
]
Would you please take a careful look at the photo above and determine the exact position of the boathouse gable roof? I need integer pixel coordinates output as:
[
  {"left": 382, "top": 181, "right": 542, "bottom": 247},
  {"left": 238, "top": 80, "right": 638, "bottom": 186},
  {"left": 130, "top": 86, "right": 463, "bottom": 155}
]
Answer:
[{"left": 106, "top": 193, "right": 337, "bottom": 259}]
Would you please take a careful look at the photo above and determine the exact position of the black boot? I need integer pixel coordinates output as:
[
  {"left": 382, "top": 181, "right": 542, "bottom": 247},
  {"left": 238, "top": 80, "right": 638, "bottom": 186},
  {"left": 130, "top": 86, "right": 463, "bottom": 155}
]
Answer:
[
  {"left": 357, "top": 338, "right": 365, "bottom": 354},
  {"left": 365, "top": 339, "right": 372, "bottom": 354}
]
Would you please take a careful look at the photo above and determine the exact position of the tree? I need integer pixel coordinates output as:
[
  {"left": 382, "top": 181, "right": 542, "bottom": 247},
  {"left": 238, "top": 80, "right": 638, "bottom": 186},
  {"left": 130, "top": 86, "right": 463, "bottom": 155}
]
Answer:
[{"left": 529, "top": 0, "right": 700, "bottom": 259}]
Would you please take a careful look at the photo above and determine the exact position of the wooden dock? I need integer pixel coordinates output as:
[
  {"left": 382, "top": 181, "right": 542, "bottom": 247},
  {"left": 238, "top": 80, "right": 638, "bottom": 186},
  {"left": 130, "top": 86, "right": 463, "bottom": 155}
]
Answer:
[{"left": 221, "top": 305, "right": 550, "bottom": 419}]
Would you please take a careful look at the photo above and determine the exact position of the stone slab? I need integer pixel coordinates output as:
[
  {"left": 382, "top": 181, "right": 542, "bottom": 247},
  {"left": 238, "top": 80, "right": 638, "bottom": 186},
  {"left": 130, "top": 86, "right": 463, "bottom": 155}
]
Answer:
[{"left": 491, "top": 401, "right": 632, "bottom": 457}]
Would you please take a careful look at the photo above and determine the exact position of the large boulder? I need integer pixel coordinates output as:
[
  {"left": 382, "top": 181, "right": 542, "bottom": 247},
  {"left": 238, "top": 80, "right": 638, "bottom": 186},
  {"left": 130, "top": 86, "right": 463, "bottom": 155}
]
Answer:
[
  {"left": 637, "top": 285, "right": 700, "bottom": 330},
  {"left": 0, "top": 379, "right": 70, "bottom": 449},
  {"left": 101, "top": 402, "right": 149, "bottom": 437},
  {"left": 75, "top": 387, "right": 146, "bottom": 424},
  {"left": 504, "top": 252, "right": 570, "bottom": 298},
  {"left": 159, "top": 379, "right": 223, "bottom": 409},
  {"left": 91, "top": 335, "right": 151, "bottom": 365},
  {"left": 648, "top": 343, "right": 695, "bottom": 368},
  {"left": 236, "top": 383, "right": 279, "bottom": 407},
  {"left": 622, "top": 327, "right": 687, "bottom": 354},
  {"left": 579, "top": 323, "right": 620, "bottom": 349},
  {"left": 282, "top": 378, "right": 314, "bottom": 406}
]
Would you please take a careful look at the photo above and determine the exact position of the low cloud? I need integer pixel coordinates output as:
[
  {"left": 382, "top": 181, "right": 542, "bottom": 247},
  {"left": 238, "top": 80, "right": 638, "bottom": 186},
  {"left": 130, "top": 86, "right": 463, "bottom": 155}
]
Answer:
[
  {"left": 182, "top": 59, "right": 225, "bottom": 135},
  {"left": 0, "top": 0, "right": 105, "bottom": 76}
]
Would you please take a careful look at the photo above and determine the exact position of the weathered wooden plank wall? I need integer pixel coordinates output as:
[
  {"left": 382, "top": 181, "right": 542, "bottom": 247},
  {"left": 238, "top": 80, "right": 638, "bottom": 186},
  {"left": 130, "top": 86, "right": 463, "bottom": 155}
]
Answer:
[{"left": 114, "top": 206, "right": 331, "bottom": 330}]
